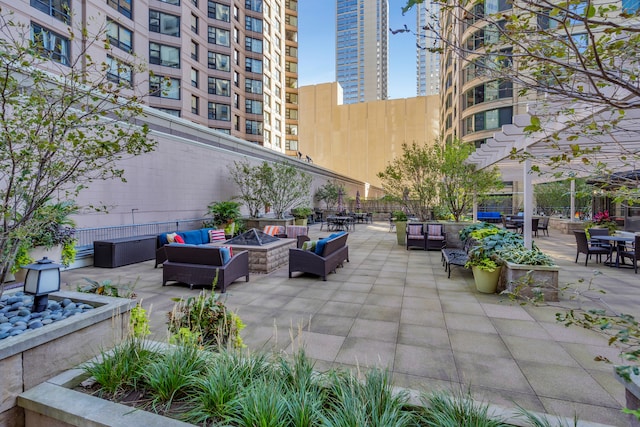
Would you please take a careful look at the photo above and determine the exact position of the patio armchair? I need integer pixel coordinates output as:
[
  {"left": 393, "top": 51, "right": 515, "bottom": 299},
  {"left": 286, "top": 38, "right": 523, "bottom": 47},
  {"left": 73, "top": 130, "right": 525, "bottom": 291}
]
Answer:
[
  {"left": 501, "top": 216, "right": 519, "bottom": 232},
  {"left": 406, "top": 223, "right": 426, "bottom": 250},
  {"left": 619, "top": 235, "right": 640, "bottom": 273},
  {"left": 573, "top": 230, "right": 610, "bottom": 266},
  {"left": 537, "top": 217, "right": 550, "bottom": 236},
  {"left": 587, "top": 228, "right": 612, "bottom": 251},
  {"left": 425, "top": 223, "right": 446, "bottom": 250}
]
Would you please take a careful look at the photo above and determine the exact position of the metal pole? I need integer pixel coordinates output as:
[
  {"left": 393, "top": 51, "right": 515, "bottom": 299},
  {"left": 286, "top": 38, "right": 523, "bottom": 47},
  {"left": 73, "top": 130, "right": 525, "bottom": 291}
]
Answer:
[
  {"left": 570, "top": 179, "right": 576, "bottom": 221},
  {"left": 523, "top": 158, "right": 533, "bottom": 249}
]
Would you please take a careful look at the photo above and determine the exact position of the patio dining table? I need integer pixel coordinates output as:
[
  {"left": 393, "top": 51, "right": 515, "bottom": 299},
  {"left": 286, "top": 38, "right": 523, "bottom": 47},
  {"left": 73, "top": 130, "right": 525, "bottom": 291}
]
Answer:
[
  {"left": 591, "top": 235, "right": 635, "bottom": 268},
  {"left": 326, "top": 215, "right": 354, "bottom": 232}
]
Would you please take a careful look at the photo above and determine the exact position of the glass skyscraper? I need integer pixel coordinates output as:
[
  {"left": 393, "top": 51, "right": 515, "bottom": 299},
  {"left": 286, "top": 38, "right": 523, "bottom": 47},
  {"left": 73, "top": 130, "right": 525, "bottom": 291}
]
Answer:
[{"left": 336, "top": 0, "right": 388, "bottom": 104}]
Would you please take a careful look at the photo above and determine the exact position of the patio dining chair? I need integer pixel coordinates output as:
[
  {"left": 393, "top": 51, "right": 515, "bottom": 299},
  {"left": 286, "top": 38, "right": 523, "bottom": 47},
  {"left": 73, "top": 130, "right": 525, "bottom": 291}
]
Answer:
[
  {"left": 573, "top": 230, "right": 610, "bottom": 266},
  {"left": 406, "top": 223, "right": 426, "bottom": 250},
  {"left": 620, "top": 235, "right": 640, "bottom": 274},
  {"left": 537, "top": 217, "right": 550, "bottom": 236},
  {"left": 425, "top": 223, "right": 446, "bottom": 250}
]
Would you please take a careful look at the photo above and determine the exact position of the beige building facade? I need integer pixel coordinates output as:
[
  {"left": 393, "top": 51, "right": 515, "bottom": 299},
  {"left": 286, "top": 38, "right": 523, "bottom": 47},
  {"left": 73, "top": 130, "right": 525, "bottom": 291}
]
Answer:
[{"left": 298, "top": 82, "right": 440, "bottom": 189}]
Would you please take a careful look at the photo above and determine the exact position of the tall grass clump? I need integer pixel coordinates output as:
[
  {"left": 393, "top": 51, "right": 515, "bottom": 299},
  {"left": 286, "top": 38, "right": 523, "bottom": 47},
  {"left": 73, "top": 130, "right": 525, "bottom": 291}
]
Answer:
[
  {"left": 321, "top": 368, "right": 417, "bottom": 426},
  {"left": 142, "top": 343, "right": 209, "bottom": 410},
  {"left": 418, "top": 389, "right": 510, "bottom": 427},
  {"left": 83, "top": 337, "right": 159, "bottom": 397}
]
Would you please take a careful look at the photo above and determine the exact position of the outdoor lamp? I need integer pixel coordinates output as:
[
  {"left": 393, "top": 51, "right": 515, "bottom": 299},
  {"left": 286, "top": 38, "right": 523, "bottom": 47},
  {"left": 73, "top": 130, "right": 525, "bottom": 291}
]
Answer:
[{"left": 24, "top": 257, "right": 61, "bottom": 313}]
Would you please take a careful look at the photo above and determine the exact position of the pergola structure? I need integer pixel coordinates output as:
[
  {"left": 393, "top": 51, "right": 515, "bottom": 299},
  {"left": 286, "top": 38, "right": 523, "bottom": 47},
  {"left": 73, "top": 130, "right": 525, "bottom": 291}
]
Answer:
[{"left": 465, "top": 97, "right": 640, "bottom": 248}]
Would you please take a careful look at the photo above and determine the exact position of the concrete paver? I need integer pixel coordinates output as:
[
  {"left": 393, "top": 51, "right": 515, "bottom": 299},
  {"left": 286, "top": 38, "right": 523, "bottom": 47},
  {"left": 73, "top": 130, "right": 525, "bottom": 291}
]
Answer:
[{"left": 59, "top": 221, "right": 638, "bottom": 426}]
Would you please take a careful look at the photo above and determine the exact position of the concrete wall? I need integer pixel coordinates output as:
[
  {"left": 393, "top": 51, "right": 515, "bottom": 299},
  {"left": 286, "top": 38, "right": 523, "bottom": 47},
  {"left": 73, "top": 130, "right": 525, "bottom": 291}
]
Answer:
[
  {"left": 70, "top": 107, "right": 379, "bottom": 228},
  {"left": 298, "top": 82, "right": 440, "bottom": 188}
]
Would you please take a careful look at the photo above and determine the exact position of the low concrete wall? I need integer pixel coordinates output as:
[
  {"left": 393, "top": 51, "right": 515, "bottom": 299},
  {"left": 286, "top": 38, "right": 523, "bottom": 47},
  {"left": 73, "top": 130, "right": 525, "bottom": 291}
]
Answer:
[
  {"left": 549, "top": 218, "right": 586, "bottom": 234},
  {"left": 0, "top": 291, "right": 133, "bottom": 427}
]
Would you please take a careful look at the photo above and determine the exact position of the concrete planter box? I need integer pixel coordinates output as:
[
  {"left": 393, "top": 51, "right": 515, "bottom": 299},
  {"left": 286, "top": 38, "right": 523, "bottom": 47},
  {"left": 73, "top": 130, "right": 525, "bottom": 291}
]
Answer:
[
  {"left": 243, "top": 217, "right": 294, "bottom": 230},
  {"left": 18, "top": 360, "right": 615, "bottom": 427},
  {"left": 497, "top": 262, "right": 560, "bottom": 302},
  {"left": 615, "top": 369, "right": 640, "bottom": 427},
  {"left": 0, "top": 291, "right": 133, "bottom": 427},
  {"left": 18, "top": 366, "right": 191, "bottom": 427}
]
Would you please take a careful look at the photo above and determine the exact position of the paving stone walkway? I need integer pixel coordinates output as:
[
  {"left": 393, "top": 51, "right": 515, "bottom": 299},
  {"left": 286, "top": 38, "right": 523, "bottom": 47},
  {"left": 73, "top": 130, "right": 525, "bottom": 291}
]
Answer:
[{"left": 60, "top": 221, "right": 639, "bottom": 426}]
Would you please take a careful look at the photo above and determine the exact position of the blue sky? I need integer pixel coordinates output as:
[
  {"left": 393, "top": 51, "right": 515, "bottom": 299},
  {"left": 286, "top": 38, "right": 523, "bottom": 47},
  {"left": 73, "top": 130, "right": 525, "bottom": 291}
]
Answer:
[{"left": 298, "top": 0, "right": 418, "bottom": 100}]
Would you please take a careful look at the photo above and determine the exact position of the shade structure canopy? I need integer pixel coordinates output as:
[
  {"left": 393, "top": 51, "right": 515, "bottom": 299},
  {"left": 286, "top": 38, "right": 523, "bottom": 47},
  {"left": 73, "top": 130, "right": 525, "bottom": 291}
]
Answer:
[
  {"left": 466, "top": 98, "right": 640, "bottom": 184},
  {"left": 465, "top": 97, "right": 640, "bottom": 248}
]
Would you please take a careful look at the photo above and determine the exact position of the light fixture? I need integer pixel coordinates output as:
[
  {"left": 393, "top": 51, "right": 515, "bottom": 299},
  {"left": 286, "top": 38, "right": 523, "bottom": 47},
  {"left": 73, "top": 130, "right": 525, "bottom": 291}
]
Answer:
[{"left": 23, "top": 257, "right": 61, "bottom": 313}]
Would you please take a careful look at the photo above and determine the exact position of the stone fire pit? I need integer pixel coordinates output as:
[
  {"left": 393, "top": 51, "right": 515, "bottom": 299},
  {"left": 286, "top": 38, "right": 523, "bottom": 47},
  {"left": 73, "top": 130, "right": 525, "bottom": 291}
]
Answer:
[{"left": 212, "top": 228, "right": 295, "bottom": 273}]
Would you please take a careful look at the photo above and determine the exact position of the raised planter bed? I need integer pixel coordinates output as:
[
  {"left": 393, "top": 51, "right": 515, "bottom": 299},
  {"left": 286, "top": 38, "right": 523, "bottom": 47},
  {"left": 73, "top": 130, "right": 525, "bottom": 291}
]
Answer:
[
  {"left": 0, "top": 291, "right": 133, "bottom": 427},
  {"left": 497, "top": 262, "right": 560, "bottom": 302}
]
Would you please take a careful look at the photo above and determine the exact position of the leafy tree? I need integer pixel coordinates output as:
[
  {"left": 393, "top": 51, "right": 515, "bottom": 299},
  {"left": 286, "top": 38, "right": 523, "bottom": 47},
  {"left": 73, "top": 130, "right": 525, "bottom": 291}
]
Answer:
[
  {"left": 438, "top": 140, "right": 503, "bottom": 222},
  {"left": 534, "top": 179, "right": 592, "bottom": 216},
  {"left": 228, "top": 159, "right": 265, "bottom": 218},
  {"left": 377, "top": 142, "right": 440, "bottom": 221},
  {"left": 0, "top": 15, "right": 154, "bottom": 288},
  {"left": 314, "top": 180, "right": 345, "bottom": 211},
  {"left": 402, "top": 0, "right": 640, "bottom": 190},
  {"left": 257, "top": 161, "right": 312, "bottom": 219}
]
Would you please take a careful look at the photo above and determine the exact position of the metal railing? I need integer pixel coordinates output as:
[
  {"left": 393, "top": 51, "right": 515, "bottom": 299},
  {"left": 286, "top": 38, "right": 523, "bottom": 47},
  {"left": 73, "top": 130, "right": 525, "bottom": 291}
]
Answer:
[{"left": 74, "top": 218, "right": 208, "bottom": 254}]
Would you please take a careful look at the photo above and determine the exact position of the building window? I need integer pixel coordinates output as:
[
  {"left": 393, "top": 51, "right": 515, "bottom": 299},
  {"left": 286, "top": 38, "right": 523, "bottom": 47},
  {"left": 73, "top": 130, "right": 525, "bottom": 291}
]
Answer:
[
  {"left": 286, "top": 139, "right": 298, "bottom": 151},
  {"left": 233, "top": 71, "right": 239, "bottom": 86},
  {"left": 191, "top": 68, "right": 199, "bottom": 87},
  {"left": 285, "top": 109, "right": 297, "bottom": 120},
  {"left": 149, "top": 10, "right": 180, "bottom": 37},
  {"left": 286, "top": 124, "right": 298, "bottom": 135},
  {"left": 233, "top": 93, "right": 239, "bottom": 108},
  {"left": 245, "top": 0, "right": 262, "bottom": 12},
  {"left": 208, "top": 77, "right": 230, "bottom": 96},
  {"left": 246, "top": 120, "right": 263, "bottom": 135},
  {"left": 191, "top": 14, "right": 199, "bottom": 34},
  {"left": 191, "top": 40, "right": 199, "bottom": 61},
  {"left": 208, "top": 102, "right": 231, "bottom": 120},
  {"left": 274, "top": 136, "right": 281, "bottom": 148},
  {"left": 191, "top": 0, "right": 198, "bottom": 6},
  {"left": 245, "top": 16, "right": 263, "bottom": 33},
  {"left": 158, "top": 0, "right": 179, "bottom": 4},
  {"left": 155, "top": 107, "right": 181, "bottom": 117},
  {"left": 245, "top": 57, "right": 262, "bottom": 73},
  {"left": 214, "top": 128, "right": 231, "bottom": 135},
  {"left": 234, "top": 115, "right": 240, "bottom": 131},
  {"left": 462, "top": 106, "right": 513, "bottom": 136},
  {"left": 107, "top": 20, "right": 132, "bottom": 53},
  {"left": 462, "top": 80, "right": 512, "bottom": 110},
  {"left": 286, "top": 45, "right": 297, "bottom": 58},
  {"left": 31, "top": 23, "right": 70, "bottom": 65},
  {"left": 149, "top": 75, "right": 181, "bottom": 99},
  {"left": 107, "top": 0, "right": 132, "bottom": 19},
  {"left": 150, "top": 43, "right": 180, "bottom": 68},
  {"left": 285, "top": 61, "right": 297, "bottom": 73},
  {"left": 207, "top": 51, "right": 230, "bottom": 71},
  {"left": 245, "top": 37, "right": 263, "bottom": 53},
  {"left": 106, "top": 55, "right": 132, "bottom": 86},
  {"left": 245, "top": 78, "right": 263, "bottom": 94},
  {"left": 286, "top": 92, "right": 297, "bottom": 104},
  {"left": 31, "top": 0, "right": 70, "bottom": 23},
  {"left": 207, "top": 1, "right": 230, "bottom": 21},
  {"left": 191, "top": 95, "right": 199, "bottom": 115},
  {"left": 245, "top": 99, "right": 263, "bottom": 114},
  {"left": 208, "top": 26, "right": 230, "bottom": 47},
  {"left": 263, "top": 129, "right": 271, "bottom": 144}
]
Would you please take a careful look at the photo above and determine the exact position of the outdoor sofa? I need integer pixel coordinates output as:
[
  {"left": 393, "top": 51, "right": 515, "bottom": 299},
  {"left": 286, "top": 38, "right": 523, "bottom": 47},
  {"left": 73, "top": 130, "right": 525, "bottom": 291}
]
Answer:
[
  {"left": 155, "top": 227, "right": 225, "bottom": 267},
  {"left": 289, "top": 232, "right": 349, "bottom": 281},
  {"left": 162, "top": 244, "right": 249, "bottom": 292}
]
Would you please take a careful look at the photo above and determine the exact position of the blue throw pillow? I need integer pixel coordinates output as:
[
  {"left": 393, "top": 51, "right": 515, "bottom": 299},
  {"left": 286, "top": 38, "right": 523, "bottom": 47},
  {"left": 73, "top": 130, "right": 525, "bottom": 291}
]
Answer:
[
  {"left": 200, "top": 228, "right": 215, "bottom": 242},
  {"left": 181, "top": 229, "right": 203, "bottom": 245},
  {"left": 219, "top": 247, "right": 231, "bottom": 264},
  {"left": 328, "top": 231, "right": 345, "bottom": 239},
  {"left": 159, "top": 233, "right": 171, "bottom": 245},
  {"left": 315, "top": 238, "right": 330, "bottom": 255}
]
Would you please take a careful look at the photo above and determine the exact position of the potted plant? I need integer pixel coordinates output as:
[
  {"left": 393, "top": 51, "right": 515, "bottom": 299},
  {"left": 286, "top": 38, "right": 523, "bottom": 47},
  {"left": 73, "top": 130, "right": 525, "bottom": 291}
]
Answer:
[
  {"left": 585, "top": 210, "right": 618, "bottom": 236},
  {"left": 207, "top": 200, "right": 241, "bottom": 237},
  {"left": 465, "top": 251, "right": 502, "bottom": 294},
  {"left": 392, "top": 210, "right": 408, "bottom": 245},
  {"left": 11, "top": 201, "right": 78, "bottom": 282},
  {"left": 291, "top": 206, "right": 313, "bottom": 226}
]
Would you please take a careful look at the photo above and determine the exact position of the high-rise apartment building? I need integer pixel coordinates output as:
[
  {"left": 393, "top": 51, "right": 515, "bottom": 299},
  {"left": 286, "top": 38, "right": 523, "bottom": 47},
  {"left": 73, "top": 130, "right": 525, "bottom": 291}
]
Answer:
[
  {"left": 440, "top": 0, "right": 517, "bottom": 147},
  {"left": 336, "top": 0, "right": 388, "bottom": 104},
  {"left": 6, "top": 0, "right": 297, "bottom": 153},
  {"left": 416, "top": 1, "right": 439, "bottom": 96}
]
